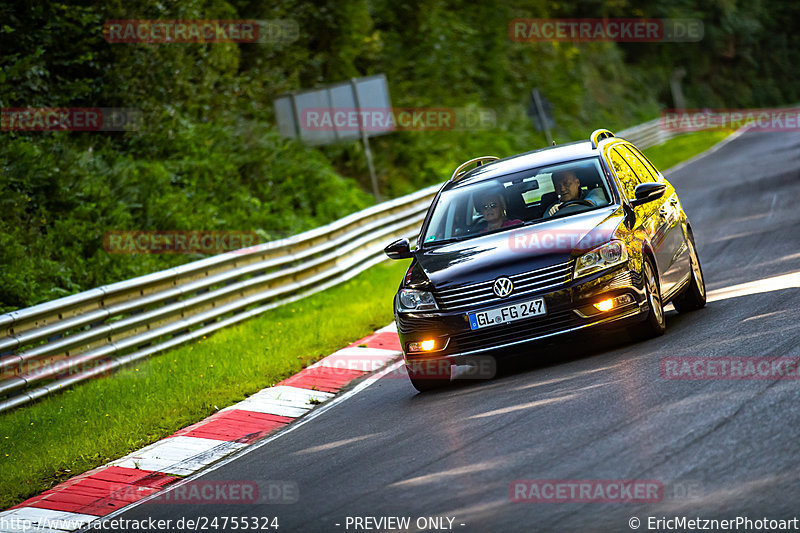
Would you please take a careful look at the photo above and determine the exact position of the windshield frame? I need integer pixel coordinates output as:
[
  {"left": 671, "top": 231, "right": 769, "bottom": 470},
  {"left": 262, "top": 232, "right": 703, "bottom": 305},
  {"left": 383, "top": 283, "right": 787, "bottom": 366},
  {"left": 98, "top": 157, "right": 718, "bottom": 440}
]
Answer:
[{"left": 419, "top": 156, "right": 614, "bottom": 249}]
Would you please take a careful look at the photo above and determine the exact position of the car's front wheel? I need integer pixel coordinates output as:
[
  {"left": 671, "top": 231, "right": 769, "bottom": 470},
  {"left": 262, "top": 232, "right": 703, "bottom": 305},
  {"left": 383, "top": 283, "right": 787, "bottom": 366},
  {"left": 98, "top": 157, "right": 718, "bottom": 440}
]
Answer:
[
  {"left": 672, "top": 232, "right": 706, "bottom": 313},
  {"left": 630, "top": 257, "right": 666, "bottom": 341},
  {"left": 406, "top": 362, "right": 451, "bottom": 392}
]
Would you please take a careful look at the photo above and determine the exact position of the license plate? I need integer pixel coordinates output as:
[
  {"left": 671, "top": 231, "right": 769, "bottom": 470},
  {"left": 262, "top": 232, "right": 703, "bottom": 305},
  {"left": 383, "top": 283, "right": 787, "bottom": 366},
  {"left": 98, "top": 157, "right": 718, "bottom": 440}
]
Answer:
[{"left": 468, "top": 297, "right": 546, "bottom": 330}]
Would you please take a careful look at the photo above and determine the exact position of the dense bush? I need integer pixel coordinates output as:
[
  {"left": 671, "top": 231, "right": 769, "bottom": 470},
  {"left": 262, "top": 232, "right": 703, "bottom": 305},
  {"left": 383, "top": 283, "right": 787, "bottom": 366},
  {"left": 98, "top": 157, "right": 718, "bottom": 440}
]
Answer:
[{"left": 0, "top": 122, "right": 373, "bottom": 310}]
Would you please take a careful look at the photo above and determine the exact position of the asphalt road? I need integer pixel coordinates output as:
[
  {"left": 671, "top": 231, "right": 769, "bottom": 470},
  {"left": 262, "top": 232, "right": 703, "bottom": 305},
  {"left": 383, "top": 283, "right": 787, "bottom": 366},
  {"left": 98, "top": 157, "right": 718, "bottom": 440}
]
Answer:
[{"left": 110, "top": 130, "right": 800, "bottom": 532}]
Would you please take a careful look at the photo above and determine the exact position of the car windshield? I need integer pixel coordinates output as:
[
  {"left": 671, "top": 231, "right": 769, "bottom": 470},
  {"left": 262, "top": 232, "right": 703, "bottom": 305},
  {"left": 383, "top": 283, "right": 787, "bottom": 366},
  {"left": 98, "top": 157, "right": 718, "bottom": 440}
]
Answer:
[{"left": 422, "top": 157, "right": 612, "bottom": 245}]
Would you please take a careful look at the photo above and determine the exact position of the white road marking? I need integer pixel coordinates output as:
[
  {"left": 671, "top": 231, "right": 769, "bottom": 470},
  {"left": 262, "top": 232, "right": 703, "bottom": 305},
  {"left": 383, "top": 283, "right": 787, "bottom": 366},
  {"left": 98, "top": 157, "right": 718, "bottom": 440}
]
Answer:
[
  {"left": 291, "top": 432, "right": 386, "bottom": 455},
  {"left": 245, "top": 385, "right": 335, "bottom": 403},
  {"left": 467, "top": 393, "right": 578, "bottom": 419},
  {"left": 227, "top": 398, "right": 309, "bottom": 417},
  {"left": 109, "top": 436, "right": 245, "bottom": 476},
  {"left": 707, "top": 271, "right": 800, "bottom": 303},
  {"left": 768, "top": 192, "right": 778, "bottom": 220},
  {"left": 225, "top": 385, "right": 334, "bottom": 416},
  {"left": 309, "top": 346, "right": 401, "bottom": 371},
  {"left": 377, "top": 322, "right": 398, "bottom": 333}
]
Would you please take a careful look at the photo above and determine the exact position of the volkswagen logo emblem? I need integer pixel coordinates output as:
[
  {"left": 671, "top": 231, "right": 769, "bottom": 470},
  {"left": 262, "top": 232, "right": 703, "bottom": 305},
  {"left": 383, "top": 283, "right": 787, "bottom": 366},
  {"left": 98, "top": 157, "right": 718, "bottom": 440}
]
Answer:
[{"left": 493, "top": 277, "right": 513, "bottom": 298}]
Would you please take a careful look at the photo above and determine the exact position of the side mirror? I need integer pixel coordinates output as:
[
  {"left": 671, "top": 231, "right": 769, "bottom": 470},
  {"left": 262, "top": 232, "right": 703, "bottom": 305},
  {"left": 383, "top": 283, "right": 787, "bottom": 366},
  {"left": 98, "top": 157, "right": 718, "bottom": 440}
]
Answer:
[
  {"left": 630, "top": 182, "right": 666, "bottom": 207},
  {"left": 384, "top": 238, "right": 413, "bottom": 260}
]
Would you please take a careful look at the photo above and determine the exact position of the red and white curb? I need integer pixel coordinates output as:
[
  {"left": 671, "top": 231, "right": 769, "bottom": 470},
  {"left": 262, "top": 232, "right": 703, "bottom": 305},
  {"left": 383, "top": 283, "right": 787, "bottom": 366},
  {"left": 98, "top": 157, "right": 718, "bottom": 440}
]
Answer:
[{"left": 0, "top": 324, "right": 401, "bottom": 532}]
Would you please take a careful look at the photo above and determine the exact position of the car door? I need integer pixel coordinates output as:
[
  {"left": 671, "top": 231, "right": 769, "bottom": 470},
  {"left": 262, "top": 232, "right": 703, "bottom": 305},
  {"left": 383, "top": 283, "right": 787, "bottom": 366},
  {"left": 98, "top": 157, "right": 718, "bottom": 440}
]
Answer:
[
  {"left": 617, "top": 144, "right": 686, "bottom": 295},
  {"left": 625, "top": 144, "right": 691, "bottom": 290},
  {"left": 605, "top": 145, "right": 675, "bottom": 295}
]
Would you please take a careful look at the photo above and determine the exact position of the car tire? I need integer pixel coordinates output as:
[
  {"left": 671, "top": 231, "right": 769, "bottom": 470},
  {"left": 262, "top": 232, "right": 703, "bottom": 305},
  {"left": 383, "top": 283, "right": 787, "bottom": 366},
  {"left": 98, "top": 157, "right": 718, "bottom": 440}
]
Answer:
[
  {"left": 406, "top": 362, "right": 451, "bottom": 392},
  {"left": 672, "top": 232, "right": 706, "bottom": 313},
  {"left": 630, "top": 257, "right": 666, "bottom": 341}
]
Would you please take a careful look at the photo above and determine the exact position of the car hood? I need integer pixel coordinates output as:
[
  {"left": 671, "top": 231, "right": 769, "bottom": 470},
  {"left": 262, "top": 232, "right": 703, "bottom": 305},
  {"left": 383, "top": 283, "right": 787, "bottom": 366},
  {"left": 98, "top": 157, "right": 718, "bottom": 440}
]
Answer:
[{"left": 415, "top": 206, "right": 624, "bottom": 290}]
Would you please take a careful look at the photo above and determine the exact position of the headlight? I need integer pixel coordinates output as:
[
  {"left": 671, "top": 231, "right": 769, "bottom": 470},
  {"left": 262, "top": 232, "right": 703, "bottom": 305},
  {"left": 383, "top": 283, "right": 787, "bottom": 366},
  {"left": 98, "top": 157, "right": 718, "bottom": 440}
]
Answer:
[
  {"left": 398, "top": 289, "right": 439, "bottom": 311},
  {"left": 574, "top": 240, "right": 628, "bottom": 278}
]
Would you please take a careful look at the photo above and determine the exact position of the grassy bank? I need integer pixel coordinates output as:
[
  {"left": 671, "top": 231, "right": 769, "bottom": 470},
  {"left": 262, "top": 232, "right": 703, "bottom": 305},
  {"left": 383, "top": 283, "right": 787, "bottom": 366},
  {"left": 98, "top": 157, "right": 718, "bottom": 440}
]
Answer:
[
  {"left": 0, "top": 128, "right": 733, "bottom": 509},
  {"left": 0, "top": 259, "right": 409, "bottom": 509},
  {"left": 644, "top": 129, "right": 734, "bottom": 172}
]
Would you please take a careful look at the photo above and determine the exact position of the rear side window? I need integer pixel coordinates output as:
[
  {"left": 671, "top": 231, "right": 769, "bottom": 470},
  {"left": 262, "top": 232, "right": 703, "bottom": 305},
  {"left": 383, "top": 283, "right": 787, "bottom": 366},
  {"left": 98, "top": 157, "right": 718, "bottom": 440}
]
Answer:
[
  {"left": 618, "top": 145, "right": 657, "bottom": 183},
  {"left": 608, "top": 148, "right": 639, "bottom": 200},
  {"left": 626, "top": 145, "right": 661, "bottom": 180}
]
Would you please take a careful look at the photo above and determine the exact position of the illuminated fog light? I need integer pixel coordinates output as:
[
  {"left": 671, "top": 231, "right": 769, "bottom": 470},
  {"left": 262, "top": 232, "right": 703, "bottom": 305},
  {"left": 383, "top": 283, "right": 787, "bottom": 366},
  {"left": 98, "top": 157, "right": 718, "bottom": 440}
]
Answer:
[
  {"left": 408, "top": 339, "right": 437, "bottom": 352},
  {"left": 594, "top": 299, "right": 614, "bottom": 312},
  {"left": 593, "top": 294, "right": 634, "bottom": 313}
]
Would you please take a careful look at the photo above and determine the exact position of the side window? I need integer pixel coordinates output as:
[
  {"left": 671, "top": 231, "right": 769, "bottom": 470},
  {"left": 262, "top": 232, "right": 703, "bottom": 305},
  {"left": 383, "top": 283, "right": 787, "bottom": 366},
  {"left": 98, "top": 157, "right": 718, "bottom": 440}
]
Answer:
[
  {"left": 618, "top": 145, "right": 656, "bottom": 183},
  {"left": 608, "top": 147, "right": 639, "bottom": 200}
]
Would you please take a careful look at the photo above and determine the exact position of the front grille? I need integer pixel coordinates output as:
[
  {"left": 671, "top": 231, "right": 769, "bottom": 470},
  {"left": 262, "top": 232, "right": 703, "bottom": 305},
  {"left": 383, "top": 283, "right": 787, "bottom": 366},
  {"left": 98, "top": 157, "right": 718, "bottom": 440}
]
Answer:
[
  {"left": 447, "top": 309, "right": 583, "bottom": 354},
  {"left": 433, "top": 259, "right": 574, "bottom": 312}
]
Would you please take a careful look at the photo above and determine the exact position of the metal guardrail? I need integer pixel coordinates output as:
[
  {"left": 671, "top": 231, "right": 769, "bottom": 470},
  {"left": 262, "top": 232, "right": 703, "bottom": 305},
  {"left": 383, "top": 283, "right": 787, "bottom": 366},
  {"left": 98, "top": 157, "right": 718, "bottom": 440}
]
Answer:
[
  {"left": 0, "top": 119, "right": 673, "bottom": 413},
  {"left": 618, "top": 118, "right": 675, "bottom": 150},
  {"left": 0, "top": 183, "right": 442, "bottom": 412}
]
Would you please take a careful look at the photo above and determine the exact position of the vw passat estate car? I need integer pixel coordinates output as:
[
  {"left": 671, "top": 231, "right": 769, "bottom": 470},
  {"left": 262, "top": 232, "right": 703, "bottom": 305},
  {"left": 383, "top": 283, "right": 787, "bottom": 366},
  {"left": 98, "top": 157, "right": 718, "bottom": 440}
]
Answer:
[{"left": 384, "top": 129, "right": 706, "bottom": 391}]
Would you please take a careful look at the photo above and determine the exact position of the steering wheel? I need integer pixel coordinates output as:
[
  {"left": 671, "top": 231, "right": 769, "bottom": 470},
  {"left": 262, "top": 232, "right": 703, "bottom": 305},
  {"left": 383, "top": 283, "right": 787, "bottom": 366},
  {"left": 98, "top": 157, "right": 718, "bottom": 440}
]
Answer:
[
  {"left": 559, "top": 199, "right": 595, "bottom": 208},
  {"left": 544, "top": 198, "right": 595, "bottom": 219}
]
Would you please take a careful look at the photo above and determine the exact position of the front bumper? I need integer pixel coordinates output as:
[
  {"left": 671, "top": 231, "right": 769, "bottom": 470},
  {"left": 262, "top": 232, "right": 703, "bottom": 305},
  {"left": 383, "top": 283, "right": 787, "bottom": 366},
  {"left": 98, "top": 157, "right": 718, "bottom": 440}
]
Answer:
[{"left": 396, "top": 263, "right": 648, "bottom": 365}]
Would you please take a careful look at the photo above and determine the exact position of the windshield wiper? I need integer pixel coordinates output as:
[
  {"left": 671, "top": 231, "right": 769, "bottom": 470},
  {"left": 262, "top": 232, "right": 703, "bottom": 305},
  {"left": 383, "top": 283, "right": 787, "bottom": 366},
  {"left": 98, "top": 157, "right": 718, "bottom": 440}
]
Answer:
[
  {"left": 424, "top": 236, "right": 466, "bottom": 246},
  {"left": 523, "top": 218, "right": 545, "bottom": 227}
]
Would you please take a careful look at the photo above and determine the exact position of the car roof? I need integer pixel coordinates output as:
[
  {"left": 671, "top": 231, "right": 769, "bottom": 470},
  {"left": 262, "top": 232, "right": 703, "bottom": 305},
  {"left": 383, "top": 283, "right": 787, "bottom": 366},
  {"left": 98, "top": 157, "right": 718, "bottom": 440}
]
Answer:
[{"left": 452, "top": 138, "right": 623, "bottom": 187}]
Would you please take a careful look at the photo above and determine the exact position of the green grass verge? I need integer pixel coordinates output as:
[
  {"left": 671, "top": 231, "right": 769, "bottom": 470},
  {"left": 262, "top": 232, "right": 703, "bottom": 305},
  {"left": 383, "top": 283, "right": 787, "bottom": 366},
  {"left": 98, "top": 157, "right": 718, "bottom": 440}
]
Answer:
[
  {"left": 0, "top": 127, "right": 735, "bottom": 510},
  {"left": 0, "top": 259, "right": 410, "bottom": 509},
  {"left": 641, "top": 128, "right": 734, "bottom": 172}
]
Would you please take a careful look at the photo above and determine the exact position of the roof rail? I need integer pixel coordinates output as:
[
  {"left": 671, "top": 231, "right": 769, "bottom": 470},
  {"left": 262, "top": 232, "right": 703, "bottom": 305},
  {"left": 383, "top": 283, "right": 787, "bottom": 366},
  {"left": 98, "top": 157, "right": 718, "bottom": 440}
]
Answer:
[
  {"left": 449, "top": 156, "right": 499, "bottom": 182},
  {"left": 590, "top": 129, "right": 615, "bottom": 149}
]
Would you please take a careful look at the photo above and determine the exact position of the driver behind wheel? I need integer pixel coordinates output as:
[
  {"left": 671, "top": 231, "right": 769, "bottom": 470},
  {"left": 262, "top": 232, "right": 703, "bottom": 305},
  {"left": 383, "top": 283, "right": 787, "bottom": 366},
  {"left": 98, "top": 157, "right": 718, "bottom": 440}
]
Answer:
[{"left": 545, "top": 170, "right": 606, "bottom": 217}]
